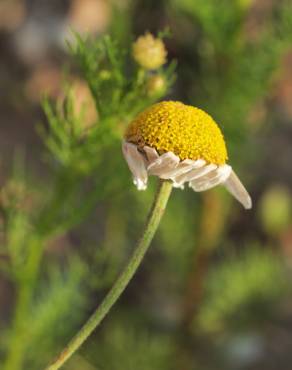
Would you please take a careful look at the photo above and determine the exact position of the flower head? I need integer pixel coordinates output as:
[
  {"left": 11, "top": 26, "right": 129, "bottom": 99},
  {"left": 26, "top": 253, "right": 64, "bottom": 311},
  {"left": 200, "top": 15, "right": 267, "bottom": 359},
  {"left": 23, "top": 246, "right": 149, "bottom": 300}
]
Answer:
[
  {"left": 132, "top": 32, "right": 167, "bottom": 70},
  {"left": 126, "top": 101, "right": 227, "bottom": 164},
  {"left": 123, "top": 101, "right": 252, "bottom": 209}
]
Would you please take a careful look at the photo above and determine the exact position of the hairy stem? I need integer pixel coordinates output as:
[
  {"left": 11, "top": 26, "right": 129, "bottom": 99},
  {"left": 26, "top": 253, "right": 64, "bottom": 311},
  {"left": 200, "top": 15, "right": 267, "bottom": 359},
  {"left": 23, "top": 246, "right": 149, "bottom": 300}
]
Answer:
[{"left": 45, "top": 180, "right": 173, "bottom": 370}]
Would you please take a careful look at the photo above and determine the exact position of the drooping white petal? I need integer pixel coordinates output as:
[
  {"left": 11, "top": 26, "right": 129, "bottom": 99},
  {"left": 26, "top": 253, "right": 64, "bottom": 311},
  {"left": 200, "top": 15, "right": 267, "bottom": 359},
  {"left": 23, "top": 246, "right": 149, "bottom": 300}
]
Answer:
[
  {"left": 168, "top": 159, "right": 205, "bottom": 177},
  {"left": 158, "top": 158, "right": 205, "bottom": 180},
  {"left": 175, "top": 163, "right": 217, "bottom": 187},
  {"left": 223, "top": 170, "right": 252, "bottom": 209},
  {"left": 170, "top": 159, "right": 206, "bottom": 188},
  {"left": 122, "top": 142, "right": 252, "bottom": 210},
  {"left": 143, "top": 146, "right": 159, "bottom": 163},
  {"left": 147, "top": 152, "right": 180, "bottom": 176},
  {"left": 190, "top": 165, "right": 232, "bottom": 192},
  {"left": 122, "top": 141, "right": 148, "bottom": 190}
]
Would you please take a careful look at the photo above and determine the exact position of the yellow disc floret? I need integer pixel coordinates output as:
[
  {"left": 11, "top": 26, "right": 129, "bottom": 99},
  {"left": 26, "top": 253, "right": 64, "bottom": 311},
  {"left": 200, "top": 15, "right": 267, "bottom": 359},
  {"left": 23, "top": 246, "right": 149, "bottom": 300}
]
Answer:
[{"left": 125, "top": 101, "right": 228, "bottom": 165}]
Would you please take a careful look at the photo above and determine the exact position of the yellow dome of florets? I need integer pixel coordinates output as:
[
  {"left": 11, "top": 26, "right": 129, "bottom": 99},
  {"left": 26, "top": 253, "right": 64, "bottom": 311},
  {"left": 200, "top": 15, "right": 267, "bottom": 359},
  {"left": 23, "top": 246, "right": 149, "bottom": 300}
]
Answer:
[{"left": 125, "top": 101, "right": 228, "bottom": 165}]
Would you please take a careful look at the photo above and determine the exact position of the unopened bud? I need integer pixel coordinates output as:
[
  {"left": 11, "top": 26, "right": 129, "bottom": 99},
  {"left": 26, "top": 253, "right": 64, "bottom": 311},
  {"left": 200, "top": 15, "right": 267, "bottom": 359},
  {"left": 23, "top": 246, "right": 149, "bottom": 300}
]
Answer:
[
  {"left": 259, "top": 185, "right": 291, "bottom": 236},
  {"left": 99, "top": 69, "right": 111, "bottom": 80},
  {"left": 132, "top": 32, "right": 167, "bottom": 70},
  {"left": 146, "top": 75, "right": 166, "bottom": 96}
]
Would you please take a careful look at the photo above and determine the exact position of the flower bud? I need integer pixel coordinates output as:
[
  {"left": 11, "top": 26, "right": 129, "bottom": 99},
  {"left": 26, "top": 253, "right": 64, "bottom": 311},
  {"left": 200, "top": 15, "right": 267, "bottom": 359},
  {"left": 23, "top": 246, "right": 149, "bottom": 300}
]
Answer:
[
  {"left": 99, "top": 69, "right": 111, "bottom": 80},
  {"left": 258, "top": 185, "right": 291, "bottom": 236},
  {"left": 132, "top": 32, "right": 167, "bottom": 70},
  {"left": 146, "top": 75, "right": 166, "bottom": 96},
  {"left": 71, "top": 79, "right": 98, "bottom": 131}
]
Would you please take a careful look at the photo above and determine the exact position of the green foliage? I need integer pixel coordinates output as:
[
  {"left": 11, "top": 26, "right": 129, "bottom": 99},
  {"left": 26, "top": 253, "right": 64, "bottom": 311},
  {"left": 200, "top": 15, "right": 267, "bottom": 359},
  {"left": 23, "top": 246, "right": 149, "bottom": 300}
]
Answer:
[
  {"left": 25, "top": 259, "right": 87, "bottom": 368},
  {"left": 68, "top": 33, "right": 176, "bottom": 120},
  {"left": 87, "top": 320, "right": 174, "bottom": 370},
  {"left": 1, "top": 1, "right": 292, "bottom": 369},
  {"left": 42, "top": 93, "right": 104, "bottom": 172},
  {"left": 0, "top": 31, "right": 174, "bottom": 370},
  {"left": 172, "top": 0, "right": 249, "bottom": 50},
  {"left": 197, "top": 248, "right": 290, "bottom": 333},
  {"left": 172, "top": 0, "right": 292, "bottom": 160}
]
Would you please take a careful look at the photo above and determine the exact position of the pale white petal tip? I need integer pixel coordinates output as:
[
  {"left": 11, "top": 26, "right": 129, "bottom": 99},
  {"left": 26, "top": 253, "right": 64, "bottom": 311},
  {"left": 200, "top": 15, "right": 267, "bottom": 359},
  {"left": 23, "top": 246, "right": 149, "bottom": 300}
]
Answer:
[
  {"left": 224, "top": 170, "right": 252, "bottom": 210},
  {"left": 172, "top": 181, "right": 184, "bottom": 189},
  {"left": 133, "top": 178, "right": 147, "bottom": 191},
  {"left": 244, "top": 196, "right": 252, "bottom": 210}
]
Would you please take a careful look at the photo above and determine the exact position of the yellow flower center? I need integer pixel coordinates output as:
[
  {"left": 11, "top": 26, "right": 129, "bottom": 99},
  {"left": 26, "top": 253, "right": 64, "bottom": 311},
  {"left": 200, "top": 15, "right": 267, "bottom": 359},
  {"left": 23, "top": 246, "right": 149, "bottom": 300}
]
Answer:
[{"left": 125, "top": 101, "right": 228, "bottom": 165}]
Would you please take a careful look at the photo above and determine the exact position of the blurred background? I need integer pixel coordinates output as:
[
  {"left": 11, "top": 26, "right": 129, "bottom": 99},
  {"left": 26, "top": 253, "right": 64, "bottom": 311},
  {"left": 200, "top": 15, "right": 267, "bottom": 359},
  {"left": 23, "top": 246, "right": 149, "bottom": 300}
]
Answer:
[{"left": 1, "top": 0, "right": 292, "bottom": 369}]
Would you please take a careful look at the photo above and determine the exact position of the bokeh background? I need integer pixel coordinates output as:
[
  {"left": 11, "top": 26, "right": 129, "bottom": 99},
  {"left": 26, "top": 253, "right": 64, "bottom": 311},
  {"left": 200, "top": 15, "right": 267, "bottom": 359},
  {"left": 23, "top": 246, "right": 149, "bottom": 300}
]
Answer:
[{"left": 1, "top": 1, "right": 292, "bottom": 369}]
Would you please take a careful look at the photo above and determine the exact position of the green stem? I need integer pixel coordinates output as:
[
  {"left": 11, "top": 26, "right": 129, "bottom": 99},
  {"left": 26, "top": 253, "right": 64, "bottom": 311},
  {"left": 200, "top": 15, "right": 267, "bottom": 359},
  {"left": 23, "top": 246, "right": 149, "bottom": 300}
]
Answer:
[{"left": 45, "top": 180, "right": 173, "bottom": 370}]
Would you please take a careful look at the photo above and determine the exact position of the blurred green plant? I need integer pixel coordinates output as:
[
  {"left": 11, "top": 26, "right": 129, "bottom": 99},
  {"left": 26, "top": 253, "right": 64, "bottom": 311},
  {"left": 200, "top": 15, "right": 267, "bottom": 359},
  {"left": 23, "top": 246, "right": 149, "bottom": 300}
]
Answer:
[
  {"left": 87, "top": 320, "right": 175, "bottom": 370},
  {"left": 1, "top": 1, "right": 292, "bottom": 369},
  {"left": 171, "top": 0, "right": 292, "bottom": 159},
  {"left": 164, "top": 0, "right": 292, "bottom": 347},
  {"left": 197, "top": 247, "right": 290, "bottom": 333},
  {"left": 0, "top": 32, "right": 175, "bottom": 370},
  {"left": 258, "top": 185, "right": 292, "bottom": 237}
]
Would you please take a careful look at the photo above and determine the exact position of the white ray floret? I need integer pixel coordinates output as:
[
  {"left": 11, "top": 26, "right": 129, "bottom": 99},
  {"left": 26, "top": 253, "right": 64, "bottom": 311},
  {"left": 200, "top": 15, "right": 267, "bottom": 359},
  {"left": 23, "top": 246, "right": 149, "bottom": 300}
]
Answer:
[
  {"left": 122, "top": 142, "right": 148, "bottom": 190},
  {"left": 224, "top": 170, "right": 252, "bottom": 209},
  {"left": 175, "top": 163, "right": 216, "bottom": 185},
  {"left": 147, "top": 152, "right": 180, "bottom": 176},
  {"left": 122, "top": 141, "right": 252, "bottom": 209},
  {"left": 190, "top": 165, "right": 232, "bottom": 192}
]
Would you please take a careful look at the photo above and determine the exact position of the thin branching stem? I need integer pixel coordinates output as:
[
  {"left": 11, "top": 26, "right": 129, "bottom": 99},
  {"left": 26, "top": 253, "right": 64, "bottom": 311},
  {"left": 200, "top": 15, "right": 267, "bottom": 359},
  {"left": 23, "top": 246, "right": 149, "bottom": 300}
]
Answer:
[{"left": 45, "top": 180, "right": 173, "bottom": 370}]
